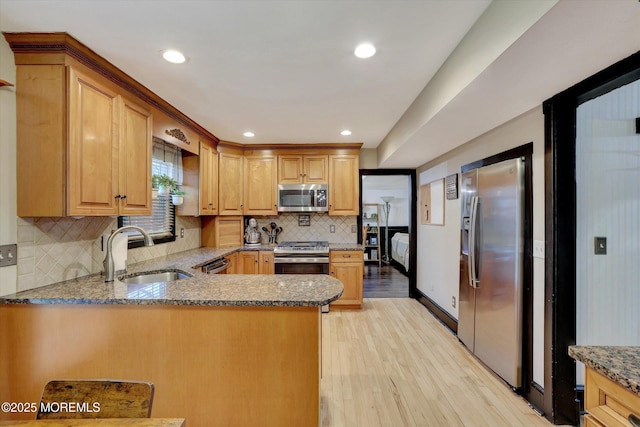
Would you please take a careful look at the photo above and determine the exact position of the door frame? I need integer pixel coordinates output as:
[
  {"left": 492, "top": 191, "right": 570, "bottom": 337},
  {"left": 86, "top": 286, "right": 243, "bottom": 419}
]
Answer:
[
  {"left": 358, "top": 169, "right": 417, "bottom": 297},
  {"left": 542, "top": 50, "right": 640, "bottom": 425}
]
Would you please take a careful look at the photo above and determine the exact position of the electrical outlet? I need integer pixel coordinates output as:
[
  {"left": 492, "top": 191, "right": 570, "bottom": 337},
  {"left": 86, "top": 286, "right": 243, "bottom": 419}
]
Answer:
[
  {"left": 451, "top": 296, "right": 456, "bottom": 308},
  {"left": 0, "top": 244, "right": 18, "bottom": 267},
  {"left": 533, "top": 240, "right": 545, "bottom": 259},
  {"left": 351, "top": 224, "right": 357, "bottom": 233},
  {"left": 180, "top": 228, "right": 185, "bottom": 238},
  {"left": 330, "top": 225, "right": 335, "bottom": 233}
]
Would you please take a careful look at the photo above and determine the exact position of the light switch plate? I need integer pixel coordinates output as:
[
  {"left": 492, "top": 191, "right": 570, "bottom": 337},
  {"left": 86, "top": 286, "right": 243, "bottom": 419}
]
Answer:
[
  {"left": 0, "top": 244, "right": 18, "bottom": 267},
  {"left": 533, "top": 240, "right": 545, "bottom": 259},
  {"left": 594, "top": 237, "right": 607, "bottom": 255}
]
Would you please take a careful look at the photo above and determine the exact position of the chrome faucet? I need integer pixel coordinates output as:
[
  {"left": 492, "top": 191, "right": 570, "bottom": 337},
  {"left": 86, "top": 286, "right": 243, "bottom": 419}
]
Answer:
[{"left": 103, "top": 226, "right": 154, "bottom": 282}]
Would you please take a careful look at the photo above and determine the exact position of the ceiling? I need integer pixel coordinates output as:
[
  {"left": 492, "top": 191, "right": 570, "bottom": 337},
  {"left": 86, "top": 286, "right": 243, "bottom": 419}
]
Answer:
[{"left": 1, "top": 1, "right": 639, "bottom": 169}]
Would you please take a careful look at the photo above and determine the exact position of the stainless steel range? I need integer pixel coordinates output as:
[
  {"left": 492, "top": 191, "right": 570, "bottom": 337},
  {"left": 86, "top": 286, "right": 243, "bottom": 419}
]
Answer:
[
  {"left": 274, "top": 241, "right": 330, "bottom": 275},
  {"left": 274, "top": 241, "right": 330, "bottom": 312}
]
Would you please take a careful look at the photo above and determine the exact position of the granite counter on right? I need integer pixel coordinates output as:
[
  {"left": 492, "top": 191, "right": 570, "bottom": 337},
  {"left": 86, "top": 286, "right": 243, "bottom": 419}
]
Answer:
[{"left": 569, "top": 345, "right": 640, "bottom": 426}]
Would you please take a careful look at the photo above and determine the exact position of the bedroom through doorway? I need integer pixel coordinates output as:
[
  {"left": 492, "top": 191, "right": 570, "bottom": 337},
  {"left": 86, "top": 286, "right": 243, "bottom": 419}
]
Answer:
[{"left": 359, "top": 171, "right": 415, "bottom": 298}]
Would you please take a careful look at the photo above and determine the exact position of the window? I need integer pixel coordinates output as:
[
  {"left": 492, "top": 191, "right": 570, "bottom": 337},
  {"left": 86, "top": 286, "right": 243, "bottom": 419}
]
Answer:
[{"left": 120, "top": 138, "right": 183, "bottom": 247}]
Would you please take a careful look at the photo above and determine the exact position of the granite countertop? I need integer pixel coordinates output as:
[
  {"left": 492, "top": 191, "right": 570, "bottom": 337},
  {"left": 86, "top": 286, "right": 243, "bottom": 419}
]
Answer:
[
  {"left": 328, "top": 243, "right": 364, "bottom": 251},
  {"left": 0, "top": 246, "right": 344, "bottom": 308},
  {"left": 569, "top": 345, "right": 640, "bottom": 396}
]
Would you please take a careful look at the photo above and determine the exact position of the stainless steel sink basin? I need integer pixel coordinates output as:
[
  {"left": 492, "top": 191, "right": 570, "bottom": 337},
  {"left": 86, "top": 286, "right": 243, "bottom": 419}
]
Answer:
[{"left": 120, "top": 270, "right": 191, "bottom": 285}]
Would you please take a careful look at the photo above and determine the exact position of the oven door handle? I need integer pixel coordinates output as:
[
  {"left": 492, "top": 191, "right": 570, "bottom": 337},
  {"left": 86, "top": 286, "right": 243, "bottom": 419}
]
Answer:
[
  {"left": 274, "top": 257, "right": 329, "bottom": 264},
  {"left": 202, "top": 258, "right": 230, "bottom": 274}
]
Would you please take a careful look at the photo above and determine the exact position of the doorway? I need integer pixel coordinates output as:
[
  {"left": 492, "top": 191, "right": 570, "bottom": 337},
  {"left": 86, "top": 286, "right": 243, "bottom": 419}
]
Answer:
[
  {"left": 359, "top": 169, "right": 417, "bottom": 299},
  {"left": 543, "top": 51, "right": 640, "bottom": 425}
]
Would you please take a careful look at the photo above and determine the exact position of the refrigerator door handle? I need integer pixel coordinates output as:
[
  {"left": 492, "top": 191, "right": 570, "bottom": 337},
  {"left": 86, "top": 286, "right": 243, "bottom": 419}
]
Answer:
[{"left": 468, "top": 195, "right": 480, "bottom": 288}]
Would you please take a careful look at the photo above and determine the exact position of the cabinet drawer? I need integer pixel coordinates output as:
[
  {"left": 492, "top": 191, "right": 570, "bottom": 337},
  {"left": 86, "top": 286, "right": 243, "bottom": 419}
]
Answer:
[
  {"left": 330, "top": 251, "right": 364, "bottom": 263},
  {"left": 585, "top": 369, "right": 640, "bottom": 427}
]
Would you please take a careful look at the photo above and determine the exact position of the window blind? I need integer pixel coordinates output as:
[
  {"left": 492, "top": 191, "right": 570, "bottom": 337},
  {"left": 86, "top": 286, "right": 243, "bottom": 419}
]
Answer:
[
  {"left": 122, "top": 196, "right": 174, "bottom": 241},
  {"left": 120, "top": 138, "right": 181, "bottom": 243}
]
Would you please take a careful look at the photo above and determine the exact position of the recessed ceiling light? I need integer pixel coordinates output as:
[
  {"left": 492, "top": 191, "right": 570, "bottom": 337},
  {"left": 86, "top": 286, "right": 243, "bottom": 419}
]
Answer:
[
  {"left": 162, "top": 49, "right": 186, "bottom": 64},
  {"left": 243, "top": 131, "right": 255, "bottom": 137},
  {"left": 340, "top": 130, "right": 352, "bottom": 136},
  {"left": 354, "top": 43, "right": 376, "bottom": 59}
]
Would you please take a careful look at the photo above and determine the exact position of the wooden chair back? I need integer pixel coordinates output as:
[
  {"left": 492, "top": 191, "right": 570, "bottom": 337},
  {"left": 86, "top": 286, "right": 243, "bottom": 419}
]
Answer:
[{"left": 37, "top": 379, "right": 154, "bottom": 419}]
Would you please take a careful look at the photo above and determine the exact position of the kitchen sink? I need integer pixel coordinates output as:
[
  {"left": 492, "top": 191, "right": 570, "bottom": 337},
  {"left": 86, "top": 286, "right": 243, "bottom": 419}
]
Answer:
[{"left": 119, "top": 270, "right": 191, "bottom": 285}]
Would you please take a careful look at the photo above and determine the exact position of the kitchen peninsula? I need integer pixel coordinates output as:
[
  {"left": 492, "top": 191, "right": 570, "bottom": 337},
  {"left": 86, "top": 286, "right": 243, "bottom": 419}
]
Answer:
[
  {"left": 0, "top": 248, "right": 344, "bottom": 427},
  {"left": 569, "top": 346, "right": 640, "bottom": 426}
]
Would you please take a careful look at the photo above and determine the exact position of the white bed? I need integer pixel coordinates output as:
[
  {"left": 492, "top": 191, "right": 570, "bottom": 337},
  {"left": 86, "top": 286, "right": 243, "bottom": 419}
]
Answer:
[{"left": 391, "top": 232, "right": 410, "bottom": 271}]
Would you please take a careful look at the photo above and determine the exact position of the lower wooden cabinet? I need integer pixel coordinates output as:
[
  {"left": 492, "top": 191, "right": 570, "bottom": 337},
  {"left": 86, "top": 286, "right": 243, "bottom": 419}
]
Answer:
[
  {"left": 259, "top": 251, "right": 275, "bottom": 274},
  {"left": 237, "top": 251, "right": 274, "bottom": 274},
  {"left": 329, "top": 250, "right": 364, "bottom": 309},
  {"left": 225, "top": 252, "right": 238, "bottom": 274},
  {"left": 584, "top": 367, "right": 640, "bottom": 427}
]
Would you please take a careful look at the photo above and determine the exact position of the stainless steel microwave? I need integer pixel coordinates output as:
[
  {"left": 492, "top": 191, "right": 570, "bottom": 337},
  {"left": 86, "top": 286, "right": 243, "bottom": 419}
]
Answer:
[{"left": 277, "top": 184, "right": 328, "bottom": 212}]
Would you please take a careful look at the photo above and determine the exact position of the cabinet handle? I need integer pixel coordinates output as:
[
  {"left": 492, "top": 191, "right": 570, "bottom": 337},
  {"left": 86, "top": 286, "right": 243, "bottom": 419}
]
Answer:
[
  {"left": 121, "top": 195, "right": 127, "bottom": 200},
  {"left": 114, "top": 194, "right": 121, "bottom": 199},
  {"left": 342, "top": 254, "right": 351, "bottom": 258}
]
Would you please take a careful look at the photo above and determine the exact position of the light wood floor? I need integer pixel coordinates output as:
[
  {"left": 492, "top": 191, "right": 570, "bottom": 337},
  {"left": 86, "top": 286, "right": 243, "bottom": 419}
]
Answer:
[{"left": 320, "top": 298, "right": 559, "bottom": 427}]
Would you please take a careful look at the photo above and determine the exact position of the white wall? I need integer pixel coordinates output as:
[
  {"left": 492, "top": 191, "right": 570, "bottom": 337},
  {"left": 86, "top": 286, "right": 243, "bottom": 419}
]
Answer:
[
  {"left": 575, "top": 79, "right": 640, "bottom": 385},
  {"left": 416, "top": 106, "right": 546, "bottom": 387},
  {"left": 0, "top": 37, "right": 17, "bottom": 296},
  {"left": 362, "top": 188, "right": 410, "bottom": 228}
]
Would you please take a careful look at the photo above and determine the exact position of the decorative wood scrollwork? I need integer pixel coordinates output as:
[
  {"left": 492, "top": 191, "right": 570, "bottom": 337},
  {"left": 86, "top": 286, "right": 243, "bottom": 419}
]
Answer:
[{"left": 165, "top": 128, "right": 191, "bottom": 145}]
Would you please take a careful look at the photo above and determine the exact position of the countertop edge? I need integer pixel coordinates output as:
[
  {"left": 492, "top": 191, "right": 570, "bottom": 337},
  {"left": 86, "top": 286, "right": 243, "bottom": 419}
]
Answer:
[{"left": 569, "top": 345, "right": 640, "bottom": 397}]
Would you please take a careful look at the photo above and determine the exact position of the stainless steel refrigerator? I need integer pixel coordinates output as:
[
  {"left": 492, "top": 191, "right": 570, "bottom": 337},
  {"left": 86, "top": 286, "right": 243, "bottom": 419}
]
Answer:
[{"left": 458, "top": 157, "right": 524, "bottom": 389}]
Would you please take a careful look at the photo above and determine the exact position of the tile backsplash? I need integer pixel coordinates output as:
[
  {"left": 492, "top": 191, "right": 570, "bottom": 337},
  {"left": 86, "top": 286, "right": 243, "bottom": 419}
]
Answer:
[
  {"left": 15, "top": 212, "right": 355, "bottom": 292},
  {"left": 251, "top": 213, "right": 357, "bottom": 244},
  {"left": 16, "top": 216, "right": 200, "bottom": 292}
]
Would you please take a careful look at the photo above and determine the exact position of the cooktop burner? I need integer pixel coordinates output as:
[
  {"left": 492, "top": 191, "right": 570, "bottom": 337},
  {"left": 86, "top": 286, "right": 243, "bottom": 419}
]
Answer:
[{"left": 274, "top": 241, "right": 329, "bottom": 255}]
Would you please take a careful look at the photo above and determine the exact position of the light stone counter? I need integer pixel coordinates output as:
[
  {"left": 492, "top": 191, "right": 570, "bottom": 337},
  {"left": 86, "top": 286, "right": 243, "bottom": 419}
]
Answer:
[
  {"left": 569, "top": 345, "right": 640, "bottom": 396},
  {"left": 0, "top": 246, "right": 343, "bottom": 307}
]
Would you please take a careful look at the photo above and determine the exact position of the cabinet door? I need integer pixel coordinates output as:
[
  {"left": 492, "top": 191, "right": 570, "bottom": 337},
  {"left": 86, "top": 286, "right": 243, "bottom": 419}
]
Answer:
[
  {"left": 218, "top": 152, "right": 244, "bottom": 215},
  {"left": 328, "top": 154, "right": 359, "bottom": 216},
  {"left": 330, "top": 262, "right": 363, "bottom": 308},
  {"left": 199, "top": 143, "right": 213, "bottom": 214},
  {"left": 278, "top": 155, "right": 304, "bottom": 184},
  {"left": 199, "top": 143, "right": 219, "bottom": 215},
  {"left": 68, "top": 67, "right": 120, "bottom": 216},
  {"left": 119, "top": 96, "right": 152, "bottom": 216},
  {"left": 226, "top": 252, "right": 238, "bottom": 274},
  {"left": 259, "top": 251, "right": 275, "bottom": 274},
  {"left": 303, "top": 155, "right": 328, "bottom": 183},
  {"left": 244, "top": 155, "right": 278, "bottom": 215},
  {"left": 238, "top": 251, "right": 259, "bottom": 274}
]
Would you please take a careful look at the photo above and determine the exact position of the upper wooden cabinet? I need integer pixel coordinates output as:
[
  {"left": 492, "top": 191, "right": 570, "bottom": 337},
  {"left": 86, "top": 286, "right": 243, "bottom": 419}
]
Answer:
[
  {"left": 218, "top": 146, "right": 244, "bottom": 215},
  {"left": 328, "top": 154, "right": 360, "bottom": 216},
  {"left": 278, "top": 155, "right": 328, "bottom": 184},
  {"left": 199, "top": 141, "right": 219, "bottom": 215},
  {"left": 68, "top": 68, "right": 152, "bottom": 216},
  {"left": 16, "top": 64, "right": 152, "bottom": 217},
  {"left": 7, "top": 32, "right": 218, "bottom": 218},
  {"left": 244, "top": 153, "right": 278, "bottom": 215}
]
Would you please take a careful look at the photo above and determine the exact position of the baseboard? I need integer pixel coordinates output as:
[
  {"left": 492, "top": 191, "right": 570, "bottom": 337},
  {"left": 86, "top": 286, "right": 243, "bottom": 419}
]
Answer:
[{"left": 414, "top": 289, "right": 458, "bottom": 334}]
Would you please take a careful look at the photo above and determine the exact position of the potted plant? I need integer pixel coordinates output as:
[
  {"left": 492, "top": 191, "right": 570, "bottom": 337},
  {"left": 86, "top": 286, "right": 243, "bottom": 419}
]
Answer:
[
  {"left": 153, "top": 174, "right": 178, "bottom": 196},
  {"left": 171, "top": 189, "right": 186, "bottom": 206}
]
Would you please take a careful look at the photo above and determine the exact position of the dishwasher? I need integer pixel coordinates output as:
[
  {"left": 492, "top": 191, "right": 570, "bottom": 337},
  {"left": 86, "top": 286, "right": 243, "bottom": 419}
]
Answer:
[{"left": 201, "top": 257, "right": 231, "bottom": 274}]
